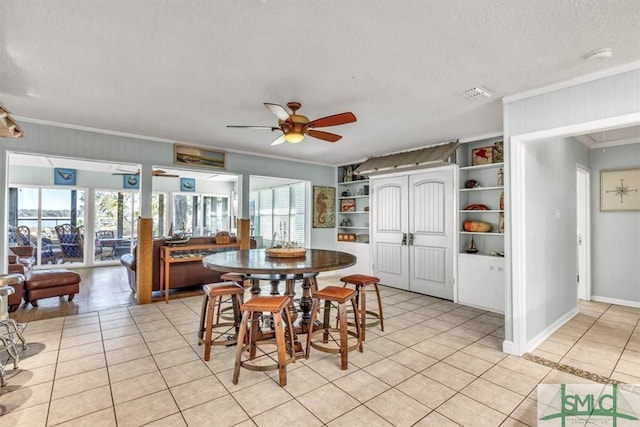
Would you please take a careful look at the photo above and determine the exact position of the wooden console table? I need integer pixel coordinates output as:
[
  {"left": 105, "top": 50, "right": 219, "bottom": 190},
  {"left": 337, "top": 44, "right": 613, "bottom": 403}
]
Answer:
[{"left": 159, "top": 243, "right": 240, "bottom": 303}]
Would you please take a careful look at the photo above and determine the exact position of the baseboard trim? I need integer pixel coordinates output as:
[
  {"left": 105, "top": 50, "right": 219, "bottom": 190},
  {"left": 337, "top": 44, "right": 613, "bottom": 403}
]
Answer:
[
  {"left": 525, "top": 307, "right": 579, "bottom": 354},
  {"left": 502, "top": 340, "right": 514, "bottom": 355},
  {"left": 591, "top": 295, "right": 640, "bottom": 309}
]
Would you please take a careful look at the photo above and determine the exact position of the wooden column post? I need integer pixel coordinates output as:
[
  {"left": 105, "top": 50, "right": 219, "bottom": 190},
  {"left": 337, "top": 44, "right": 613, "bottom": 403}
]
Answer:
[
  {"left": 237, "top": 218, "right": 250, "bottom": 250},
  {"left": 136, "top": 217, "right": 153, "bottom": 304}
]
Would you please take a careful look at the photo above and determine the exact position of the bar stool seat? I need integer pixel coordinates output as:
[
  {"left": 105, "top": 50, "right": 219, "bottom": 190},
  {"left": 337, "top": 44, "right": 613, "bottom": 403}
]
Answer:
[
  {"left": 233, "top": 295, "right": 295, "bottom": 387},
  {"left": 198, "top": 281, "right": 244, "bottom": 361},
  {"left": 306, "top": 286, "right": 362, "bottom": 370},
  {"left": 341, "top": 274, "right": 384, "bottom": 341}
]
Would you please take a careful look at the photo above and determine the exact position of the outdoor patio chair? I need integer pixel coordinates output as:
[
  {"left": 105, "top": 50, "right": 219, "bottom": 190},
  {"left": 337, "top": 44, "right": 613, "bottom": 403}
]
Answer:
[
  {"left": 95, "top": 230, "right": 115, "bottom": 260},
  {"left": 54, "top": 224, "right": 84, "bottom": 263}
]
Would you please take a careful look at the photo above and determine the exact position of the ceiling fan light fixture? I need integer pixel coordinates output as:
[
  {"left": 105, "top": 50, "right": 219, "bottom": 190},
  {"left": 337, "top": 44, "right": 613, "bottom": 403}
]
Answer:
[
  {"left": 285, "top": 131, "right": 304, "bottom": 143},
  {"left": 229, "top": 101, "right": 356, "bottom": 146}
]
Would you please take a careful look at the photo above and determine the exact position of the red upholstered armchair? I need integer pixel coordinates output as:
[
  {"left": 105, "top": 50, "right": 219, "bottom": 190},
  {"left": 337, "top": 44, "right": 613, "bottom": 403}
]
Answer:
[{"left": 8, "top": 246, "right": 35, "bottom": 270}]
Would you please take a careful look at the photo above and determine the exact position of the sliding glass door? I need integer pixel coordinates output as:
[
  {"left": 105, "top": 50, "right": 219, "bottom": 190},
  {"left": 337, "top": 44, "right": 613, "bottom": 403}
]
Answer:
[
  {"left": 94, "top": 190, "right": 139, "bottom": 262},
  {"left": 8, "top": 187, "right": 86, "bottom": 265}
]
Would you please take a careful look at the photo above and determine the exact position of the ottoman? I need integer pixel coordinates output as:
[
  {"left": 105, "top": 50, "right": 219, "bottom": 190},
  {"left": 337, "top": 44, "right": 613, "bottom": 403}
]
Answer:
[{"left": 24, "top": 269, "right": 81, "bottom": 307}]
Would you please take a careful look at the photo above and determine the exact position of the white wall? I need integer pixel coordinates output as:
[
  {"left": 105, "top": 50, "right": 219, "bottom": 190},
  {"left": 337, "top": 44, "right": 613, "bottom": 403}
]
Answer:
[
  {"left": 590, "top": 143, "right": 640, "bottom": 304},
  {"left": 523, "top": 136, "right": 589, "bottom": 341}
]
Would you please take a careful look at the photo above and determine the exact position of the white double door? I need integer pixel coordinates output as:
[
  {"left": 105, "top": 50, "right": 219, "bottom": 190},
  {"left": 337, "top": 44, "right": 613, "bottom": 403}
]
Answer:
[{"left": 371, "top": 168, "right": 455, "bottom": 299}]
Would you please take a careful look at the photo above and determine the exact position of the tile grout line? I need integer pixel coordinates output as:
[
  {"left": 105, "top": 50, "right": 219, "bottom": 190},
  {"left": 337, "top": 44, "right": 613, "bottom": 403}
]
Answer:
[
  {"left": 98, "top": 308, "right": 121, "bottom": 427},
  {"left": 607, "top": 308, "right": 640, "bottom": 380}
]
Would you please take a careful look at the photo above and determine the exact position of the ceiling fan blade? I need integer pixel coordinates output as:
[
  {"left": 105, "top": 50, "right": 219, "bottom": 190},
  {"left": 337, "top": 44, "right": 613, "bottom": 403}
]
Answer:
[
  {"left": 306, "top": 112, "right": 356, "bottom": 129},
  {"left": 307, "top": 130, "right": 342, "bottom": 143},
  {"left": 152, "top": 169, "right": 180, "bottom": 177},
  {"left": 264, "top": 103, "right": 290, "bottom": 121},
  {"left": 227, "top": 125, "right": 279, "bottom": 130},
  {"left": 113, "top": 170, "right": 139, "bottom": 176},
  {"left": 270, "top": 134, "right": 287, "bottom": 146}
]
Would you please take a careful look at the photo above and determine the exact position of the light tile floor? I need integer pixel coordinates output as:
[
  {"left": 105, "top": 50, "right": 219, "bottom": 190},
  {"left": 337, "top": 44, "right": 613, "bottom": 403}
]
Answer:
[
  {"left": 1, "top": 280, "right": 638, "bottom": 426},
  {"left": 527, "top": 300, "right": 640, "bottom": 384}
]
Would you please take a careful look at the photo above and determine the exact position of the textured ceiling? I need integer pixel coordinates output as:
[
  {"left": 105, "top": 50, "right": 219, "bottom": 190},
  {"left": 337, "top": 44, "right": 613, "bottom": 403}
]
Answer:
[{"left": 1, "top": 1, "right": 639, "bottom": 166}]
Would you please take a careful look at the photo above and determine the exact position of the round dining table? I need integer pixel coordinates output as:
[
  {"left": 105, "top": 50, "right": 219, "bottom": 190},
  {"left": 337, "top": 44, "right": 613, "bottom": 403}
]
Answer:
[{"left": 202, "top": 248, "right": 356, "bottom": 358}]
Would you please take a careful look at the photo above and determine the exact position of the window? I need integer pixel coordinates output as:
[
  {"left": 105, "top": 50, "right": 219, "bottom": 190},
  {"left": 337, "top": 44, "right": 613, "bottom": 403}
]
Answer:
[
  {"left": 254, "top": 182, "right": 306, "bottom": 247},
  {"left": 94, "top": 190, "right": 139, "bottom": 261},
  {"left": 152, "top": 193, "right": 168, "bottom": 238},
  {"left": 203, "top": 196, "right": 229, "bottom": 235},
  {"left": 9, "top": 186, "right": 86, "bottom": 265},
  {"left": 173, "top": 194, "right": 230, "bottom": 236}
]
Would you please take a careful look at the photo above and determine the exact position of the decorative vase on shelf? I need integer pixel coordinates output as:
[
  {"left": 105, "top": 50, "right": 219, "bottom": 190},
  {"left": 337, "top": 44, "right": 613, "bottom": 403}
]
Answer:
[{"left": 497, "top": 168, "right": 504, "bottom": 186}]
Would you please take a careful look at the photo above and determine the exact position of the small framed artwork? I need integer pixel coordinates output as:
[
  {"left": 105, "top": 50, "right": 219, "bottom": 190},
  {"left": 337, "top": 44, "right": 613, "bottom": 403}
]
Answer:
[
  {"left": 471, "top": 146, "right": 493, "bottom": 166},
  {"left": 123, "top": 174, "right": 140, "bottom": 189},
  {"left": 340, "top": 198, "right": 356, "bottom": 212},
  {"left": 313, "top": 186, "right": 336, "bottom": 228},
  {"left": 180, "top": 178, "right": 196, "bottom": 192},
  {"left": 54, "top": 168, "right": 76, "bottom": 185},
  {"left": 492, "top": 141, "right": 504, "bottom": 163},
  {"left": 175, "top": 144, "right": 226, "bottom": 170},
  {"left": 600, "top": 167, "right": 640, "bottom": 211}
]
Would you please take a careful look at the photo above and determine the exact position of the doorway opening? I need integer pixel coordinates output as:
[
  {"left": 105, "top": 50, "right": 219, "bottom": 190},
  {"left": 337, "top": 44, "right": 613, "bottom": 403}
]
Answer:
[
  {"left": 509, "top": 111, "right": 640, "bottom": 356},
  {"left": 576, "top": 165, "right": 591, "bottom": 301}
]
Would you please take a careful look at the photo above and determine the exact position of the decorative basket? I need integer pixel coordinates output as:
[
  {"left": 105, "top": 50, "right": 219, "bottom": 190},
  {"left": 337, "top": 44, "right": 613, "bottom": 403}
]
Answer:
[
  {"left": 265, "top": 247, "right": 307, "bottom": 258},
  {"left": 215, "top": 231, "right": 231, "bottom": 244},
  {"left": 463, "top": 221, "right": 492, "bottom": 232}
]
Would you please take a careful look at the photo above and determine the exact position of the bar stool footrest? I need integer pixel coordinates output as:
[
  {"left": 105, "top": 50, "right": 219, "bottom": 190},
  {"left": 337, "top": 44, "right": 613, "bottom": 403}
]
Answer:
[
  {"left": 308, "top": 328, "right": 361, "bottom": 354},
  {"left": 198, "top": 321, "right": 239, "bottom": 346}
]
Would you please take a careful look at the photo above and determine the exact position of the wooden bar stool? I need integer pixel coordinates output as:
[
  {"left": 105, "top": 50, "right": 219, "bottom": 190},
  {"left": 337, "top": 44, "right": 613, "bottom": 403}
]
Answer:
[
  {"left": 341, "top": 274, "right": 384, "bottom": 341},
  {"left": 218, "top": 273, "right": 250, "bottom": 321},
  {"left": 306, "top": 286, "right": 362, "bottom": 370},
  {"left": 233, "top": 295, "right": 295, "bottom": 387},
  {"left": 198, "top": 281, "right": 244, "bottom": 361}
]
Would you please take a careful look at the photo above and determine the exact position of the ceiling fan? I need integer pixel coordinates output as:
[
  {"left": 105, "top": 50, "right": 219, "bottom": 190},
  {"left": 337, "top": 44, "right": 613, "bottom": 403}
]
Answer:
[
  {"left": 112, "top": 169, "right": 180, "bottom": 178},
  {"left": 228, "top": 102, "right": 357, "bottom": 146}
]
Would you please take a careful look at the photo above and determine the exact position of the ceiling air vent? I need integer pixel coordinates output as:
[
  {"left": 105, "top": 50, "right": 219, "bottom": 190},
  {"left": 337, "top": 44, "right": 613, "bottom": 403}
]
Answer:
[{"left": 458, "top": 86, "right": 493, "bottom": 101}]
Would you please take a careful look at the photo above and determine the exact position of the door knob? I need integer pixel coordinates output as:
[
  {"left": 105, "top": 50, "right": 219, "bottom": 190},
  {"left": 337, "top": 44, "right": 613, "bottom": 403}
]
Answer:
[
  {"left": 401, "top": 233, "right": 407, "bottom": 246},
  {"left": 408, "top": 233, "right": 414, "bottom": 246}
]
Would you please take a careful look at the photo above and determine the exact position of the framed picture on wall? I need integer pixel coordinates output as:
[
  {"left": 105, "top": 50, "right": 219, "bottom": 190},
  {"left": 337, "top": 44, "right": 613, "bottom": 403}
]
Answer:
[
  {"left": 313, "top": 186, "right": 336, "bottom": 228},
  {"left": 600, "top": 167, "right": 640, "bottom": 211},
  {"left": 54, "top": 168, "right": 76, "bottom": 185},
  {"left": 123, "top": 174, "right": 140, "bottom": 189},
  {"left": 180, "top": 178, "right": 196, "bottom": 192},
  {"left": 175, "top": 144, "right": 226, "bottom": 170}
]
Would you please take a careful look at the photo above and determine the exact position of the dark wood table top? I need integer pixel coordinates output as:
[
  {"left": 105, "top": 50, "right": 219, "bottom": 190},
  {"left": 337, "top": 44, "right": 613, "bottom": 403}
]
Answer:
[{"left": 202, "top": 248, "right": 356, "bottom": 275}]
